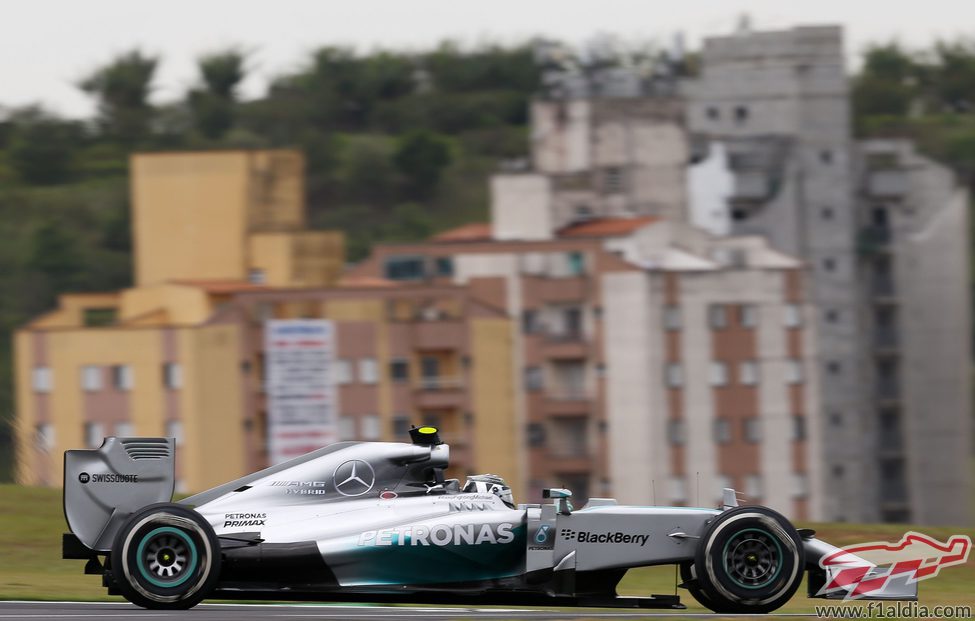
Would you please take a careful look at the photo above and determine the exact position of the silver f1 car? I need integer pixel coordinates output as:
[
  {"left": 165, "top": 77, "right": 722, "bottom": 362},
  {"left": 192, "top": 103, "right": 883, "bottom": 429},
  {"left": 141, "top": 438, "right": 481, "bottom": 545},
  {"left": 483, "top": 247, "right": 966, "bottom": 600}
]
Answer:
[{"left": 62, "top": 427, "right": 917, "bottom": 612}]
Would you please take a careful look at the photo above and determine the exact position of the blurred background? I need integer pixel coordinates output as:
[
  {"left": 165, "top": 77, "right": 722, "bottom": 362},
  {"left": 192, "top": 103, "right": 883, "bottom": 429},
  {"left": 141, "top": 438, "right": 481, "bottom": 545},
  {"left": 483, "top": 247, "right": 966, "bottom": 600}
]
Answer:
[{"left": 2, "top": 2, "right": 975, "bottom": 578}]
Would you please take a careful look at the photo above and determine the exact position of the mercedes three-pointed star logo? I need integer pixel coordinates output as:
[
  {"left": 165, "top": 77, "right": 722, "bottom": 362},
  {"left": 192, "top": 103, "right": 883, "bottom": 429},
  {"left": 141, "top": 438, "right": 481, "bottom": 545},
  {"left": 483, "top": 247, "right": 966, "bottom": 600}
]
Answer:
[{"left": 333, "top": 459, "right": 376, "bottom": 497}]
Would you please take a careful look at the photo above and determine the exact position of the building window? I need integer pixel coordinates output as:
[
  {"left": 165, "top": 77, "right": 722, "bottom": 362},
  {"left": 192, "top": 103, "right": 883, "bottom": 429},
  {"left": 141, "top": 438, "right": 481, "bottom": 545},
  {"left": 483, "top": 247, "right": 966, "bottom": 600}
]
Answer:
[
  {"left": 793, "top": 415, "right": 807, "bottom": 441},
  {"left": 822, "top": 257, "right": 836, "bottom": 272},
  {"left": 166, "top": 420, "right": 184, "bottom": 446},
  {"left": 663, "top": 305, "right": 681, "bottom": 330},
  {"left": 433, "top": 256, "right": 454, "bottom": 278},
  {"left": 527, "top": 423, "right": 546, "bottom": 447},
  {"left": 574, "top": 204, "right": 593, "bottom": 219},
  {"left": 832, "top": 464, "right": 845, "bottom": 478},
  {"left": 819, "top": 150, "right": 833, "bottom": 165},
  {"left": 667, "top": 419, "right": 686, "bottom": 446},
  {"left": 32, "top": 367, "right": 52, "bottom": 393},
  {"left": 392, "top": 415, "right": 411, "bottom": 438},
  {"left": 522, "top": 309, "right": 540, "bottom": 334},
  {"left": 604, "top": 167, "right": 624, "bottom": 194},
  {"left": 384, "top": 256, "right": 426, "bottom": 281},
  {"left": 35, "top": 423, "right": 55, "bottom": 451},
  {"left": 333, "top": 359, "right": 353, "bottom": 385},
  {"left": 389, "top": 359, "right": 410, "bottom": 383},
  {"left": 706, "top": 106, "right": 720, "bottom": 120},
  {"left": 709, "top": 362, "right": 728, "bottom": 387},
  {"left": 827, "top": 361, "right": 842, "bottom": 375},
  {"left": 83, "top": 307, "right": 117, "bottom": 327},
  {"left": 247, "top": 268, "right": 266, "bottom": 285},
  {"left": 361, "top": 415, "right": 380, "bottom": 440},
  {"left": 821, "top": 207, "right": 834, "bottom": 220},
  {"left": 111, "top": 365, "right": 133, "bottom": 391},
  {"left": 708, "top": 305, "right": 727, "bottom": 329},
  {"left": 786, "top": 360, "right": 804, "bottom": 384},
  {"left": 825, "top": 309, "right": 840, "bottom": 323},
  {"left": 739, "top": 361, "right": 759, "bottom": 385},
  {"left": 525, "top": 366, "right": 543, "bottom": 391},
  {"left": 734, "top": 105, "right": 749, "bottom": 125},
  {"left": 744, "top": 418, "right": 762, "bottom": 443},
  {"left": 784, "top": 304, "right": 802, "bottom": 328},
  {"left": 739, "top": 304, "right": 758, "bottom": 328},
  {"left": 830, "top": 412, "right": 843, "bottom": 427},
  {"left": 669, "top": 476, "right": 687, "bottom": 503},
  {"left": 162, "top": 363, "right": 182, "bottom": 389},
  {"left": 792, "top": 473, "right": 809, "bottom": 498},
  {"left": 744, "top": 474, "right": 763, "bottom": 499},
  {"left": 114, "top": 422, "right": 134, "bottom": 437},
  {"left": 84, "top": 422, "right": 104, "bottom": 448},
  {"left": 338, "top": 416, "right": 355, "bottom": 441},
  {"left": 81, "top": 365, "right": 102, "bottom": 392},
  {"left": 665, "top": 363, "right": 683, "bottom": 388},
  {"left": 714, "top": 418, "right": 731, "bottom": 444},
  {"left": 567, "top": 251, "right": 585, "bottom": 276},
  {"left": 358, "top": 358, "right": 378, "bottom": 384}
]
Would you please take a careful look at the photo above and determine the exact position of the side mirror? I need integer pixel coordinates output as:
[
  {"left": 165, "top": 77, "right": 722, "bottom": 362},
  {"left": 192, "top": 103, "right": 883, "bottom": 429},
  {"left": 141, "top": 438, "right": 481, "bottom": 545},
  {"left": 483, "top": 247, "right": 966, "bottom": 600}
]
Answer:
[{"left": 542, "top": 488, "right": 573, "bottom": 515}]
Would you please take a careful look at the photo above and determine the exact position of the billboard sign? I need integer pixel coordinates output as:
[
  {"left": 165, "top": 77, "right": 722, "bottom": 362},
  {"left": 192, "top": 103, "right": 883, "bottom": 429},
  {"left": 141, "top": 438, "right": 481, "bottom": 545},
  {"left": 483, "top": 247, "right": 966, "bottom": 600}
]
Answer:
[{"left": 265, "top": 319, "right": 338, "bottom": 464}]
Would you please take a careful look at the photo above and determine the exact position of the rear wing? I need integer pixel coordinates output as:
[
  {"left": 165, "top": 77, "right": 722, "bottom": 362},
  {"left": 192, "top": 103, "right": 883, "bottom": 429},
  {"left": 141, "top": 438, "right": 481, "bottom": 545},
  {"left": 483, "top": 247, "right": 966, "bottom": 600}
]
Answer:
[{"left": 63, "top": 437, "right": 175, "bottom": 551}]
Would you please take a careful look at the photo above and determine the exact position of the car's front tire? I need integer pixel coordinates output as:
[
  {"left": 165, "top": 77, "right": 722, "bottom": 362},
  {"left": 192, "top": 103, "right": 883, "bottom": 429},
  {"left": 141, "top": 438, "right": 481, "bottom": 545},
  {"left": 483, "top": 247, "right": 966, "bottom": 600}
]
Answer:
[
  {"left": 689, "top": 506, "right": 804, "bottom": 614},
  {"left": 110, "top": 503, "right": 221, "bottom": 610}
]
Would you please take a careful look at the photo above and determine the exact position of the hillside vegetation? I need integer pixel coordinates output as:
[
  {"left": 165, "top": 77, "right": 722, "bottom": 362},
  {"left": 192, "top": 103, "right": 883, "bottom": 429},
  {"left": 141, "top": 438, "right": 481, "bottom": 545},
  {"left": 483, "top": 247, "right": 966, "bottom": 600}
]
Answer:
[{"left": 2, "top": 38, "right": 975, "bottom": 480}]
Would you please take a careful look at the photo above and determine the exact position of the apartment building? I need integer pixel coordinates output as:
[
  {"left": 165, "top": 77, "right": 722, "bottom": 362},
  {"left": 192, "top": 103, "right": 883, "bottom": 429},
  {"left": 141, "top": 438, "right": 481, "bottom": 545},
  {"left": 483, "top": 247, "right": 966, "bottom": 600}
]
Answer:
[
  {"left": 14, "top": 150, "right": 518, "bottom": 494},
  {"left": 352, "top": 205, "right": 821, "bottom": 519},
  {"left": 684, "top": 26, "right": 972, "bottom": 525}
]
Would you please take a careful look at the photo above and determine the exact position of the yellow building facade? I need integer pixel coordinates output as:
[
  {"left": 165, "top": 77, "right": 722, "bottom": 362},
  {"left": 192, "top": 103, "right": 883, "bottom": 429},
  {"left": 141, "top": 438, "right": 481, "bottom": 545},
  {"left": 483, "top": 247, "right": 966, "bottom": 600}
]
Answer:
[{"left": 14, "top": 149, "right": 521, "bottom": 495}]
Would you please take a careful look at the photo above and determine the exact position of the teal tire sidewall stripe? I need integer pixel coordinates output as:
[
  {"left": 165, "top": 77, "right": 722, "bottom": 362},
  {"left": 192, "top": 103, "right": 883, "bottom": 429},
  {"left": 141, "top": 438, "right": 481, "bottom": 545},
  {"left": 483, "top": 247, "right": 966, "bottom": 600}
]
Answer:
[{"left": 135, "top": 526, "right": 199, "bottom": 589}]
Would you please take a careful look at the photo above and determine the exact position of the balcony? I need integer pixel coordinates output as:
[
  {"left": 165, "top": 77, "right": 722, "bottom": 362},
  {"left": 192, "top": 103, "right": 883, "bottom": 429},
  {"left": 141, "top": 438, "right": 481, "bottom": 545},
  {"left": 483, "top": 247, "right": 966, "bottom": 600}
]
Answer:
[
  {"left": 874, "top": 329, "right": 900, "bottom": 353},
  {"left": 867, "top": 170, "right": 908, "bottom": 198},
  {"left": 413, "top": 376, "right": 465, "bottom": 409},
  {"left": 542, "top": 384, "right": 592, "bottom": 415},
  {"left": 410, "top": 320, "right": 465, "bottom": 350},
  {"left": 732, "top": 171, "right": 773, "bottom": 202},
  {"left": 871, "top": 278, "right": 897, "bottom": 300},
  {"left": 857, "top": 226, "right": 892, "bottom": 256},
  {"left": 876, "top": 381, "right": 901, "bottom": 404},
  {"left": 541, "top": 331, "right": 589, "bottom": 359}
]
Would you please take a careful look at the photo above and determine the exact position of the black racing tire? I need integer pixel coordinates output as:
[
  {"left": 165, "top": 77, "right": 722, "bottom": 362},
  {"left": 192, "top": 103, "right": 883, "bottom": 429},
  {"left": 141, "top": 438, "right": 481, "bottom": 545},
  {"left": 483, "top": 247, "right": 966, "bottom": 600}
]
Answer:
[
  {"left": 691, "top": 506, "right": 804, "bottom": 614},
  {"left": 110, "top": 503, "right": 221, "bottom": 610},
  {"left": 679, "top": 561, "right": 710, "bottom": 606}
]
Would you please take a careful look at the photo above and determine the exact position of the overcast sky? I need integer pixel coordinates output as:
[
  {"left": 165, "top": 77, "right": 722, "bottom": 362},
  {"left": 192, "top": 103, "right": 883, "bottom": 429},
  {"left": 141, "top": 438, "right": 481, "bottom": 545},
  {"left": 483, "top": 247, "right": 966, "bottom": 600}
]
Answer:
[{"left": 3, "top": 0, "right": 973, "bottom": 118}]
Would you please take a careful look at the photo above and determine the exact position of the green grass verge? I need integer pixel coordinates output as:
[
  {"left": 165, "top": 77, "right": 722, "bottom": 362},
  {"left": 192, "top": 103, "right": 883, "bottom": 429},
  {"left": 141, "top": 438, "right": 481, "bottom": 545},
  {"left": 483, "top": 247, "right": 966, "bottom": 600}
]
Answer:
[{"left": 1, "top": 484, "right": 973, "bottom": 612}]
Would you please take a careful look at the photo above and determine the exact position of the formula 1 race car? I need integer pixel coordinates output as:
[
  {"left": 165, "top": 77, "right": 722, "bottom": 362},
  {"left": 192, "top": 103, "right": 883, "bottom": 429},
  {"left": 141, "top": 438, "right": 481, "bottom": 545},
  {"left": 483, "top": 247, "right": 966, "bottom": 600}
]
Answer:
[{"left": 62, "top": 427, "right": 917, "bottom": 612}]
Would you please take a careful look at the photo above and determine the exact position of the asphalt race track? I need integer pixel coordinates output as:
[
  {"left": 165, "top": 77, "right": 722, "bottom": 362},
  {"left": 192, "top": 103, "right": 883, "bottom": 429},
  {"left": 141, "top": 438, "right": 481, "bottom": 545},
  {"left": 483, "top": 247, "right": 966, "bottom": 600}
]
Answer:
[{"left": 0, "top": 601, "right": 815, "bottom": 619}]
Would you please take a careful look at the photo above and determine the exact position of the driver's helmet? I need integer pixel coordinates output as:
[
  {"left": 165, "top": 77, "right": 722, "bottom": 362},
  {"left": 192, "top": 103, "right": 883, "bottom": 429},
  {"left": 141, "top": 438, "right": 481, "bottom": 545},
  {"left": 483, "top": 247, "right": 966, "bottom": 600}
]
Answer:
[{"left": 463, "top": 474, "right": 514, "bottom": 506}]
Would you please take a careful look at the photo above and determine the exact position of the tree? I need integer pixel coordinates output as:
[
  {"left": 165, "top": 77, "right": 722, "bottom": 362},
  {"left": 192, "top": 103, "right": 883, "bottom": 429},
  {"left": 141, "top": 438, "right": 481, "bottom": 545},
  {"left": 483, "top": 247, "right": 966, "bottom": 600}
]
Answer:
[
  {"left": 930, "top": 40, "right": 975, "bottom": 113},
  {"left": 27, "top": 222, "right": 85, "bottom": 299},
  {"left": 79, "top": 50, "right": 158, "bottom": 145},
  {"left": 6, "top": 107, "right": 80, "bottom": 185},
  {"left": 393, "top": 130, "right": 452, "bottom": 198},
  {"left": 189, "top": 49, "right": 247, "bottom": 139},
  {"left": 853, "top": 43, "right": 918, "bottom": 119}
]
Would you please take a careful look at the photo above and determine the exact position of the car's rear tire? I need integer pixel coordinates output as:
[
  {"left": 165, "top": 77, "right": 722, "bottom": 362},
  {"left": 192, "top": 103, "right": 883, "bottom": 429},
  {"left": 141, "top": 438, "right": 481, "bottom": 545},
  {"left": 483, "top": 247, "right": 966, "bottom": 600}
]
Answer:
[
  {"left": 690, "top": 506, "right": 804, "bottom": 614},
  {"left": 110, "top": 503, "right": 221, "bottom": 610}
]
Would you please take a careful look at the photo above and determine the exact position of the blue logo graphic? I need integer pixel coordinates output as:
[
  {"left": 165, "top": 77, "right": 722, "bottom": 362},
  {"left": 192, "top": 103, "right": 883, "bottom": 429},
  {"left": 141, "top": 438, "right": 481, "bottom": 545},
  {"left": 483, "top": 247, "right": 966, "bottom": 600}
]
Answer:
[{"left": 535, "top": 524, "right": 551, "bottom": 544}]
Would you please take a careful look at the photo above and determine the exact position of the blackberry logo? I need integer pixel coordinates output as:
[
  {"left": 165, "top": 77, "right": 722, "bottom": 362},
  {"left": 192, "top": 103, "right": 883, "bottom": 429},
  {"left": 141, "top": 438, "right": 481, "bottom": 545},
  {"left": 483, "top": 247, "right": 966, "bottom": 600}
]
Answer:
[
  {"left": 78, "top": 472, "right": 90, "bottom": 484},
  {"left": 560, "top": 528, "right": 649, "bottom": 546}
]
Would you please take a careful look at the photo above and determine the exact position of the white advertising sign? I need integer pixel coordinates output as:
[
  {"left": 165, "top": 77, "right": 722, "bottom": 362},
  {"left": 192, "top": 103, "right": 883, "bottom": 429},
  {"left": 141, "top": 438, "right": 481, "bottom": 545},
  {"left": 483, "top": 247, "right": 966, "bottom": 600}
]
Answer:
[{"left": 265, "top": 319, "right": 338, "bottom": 464}]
